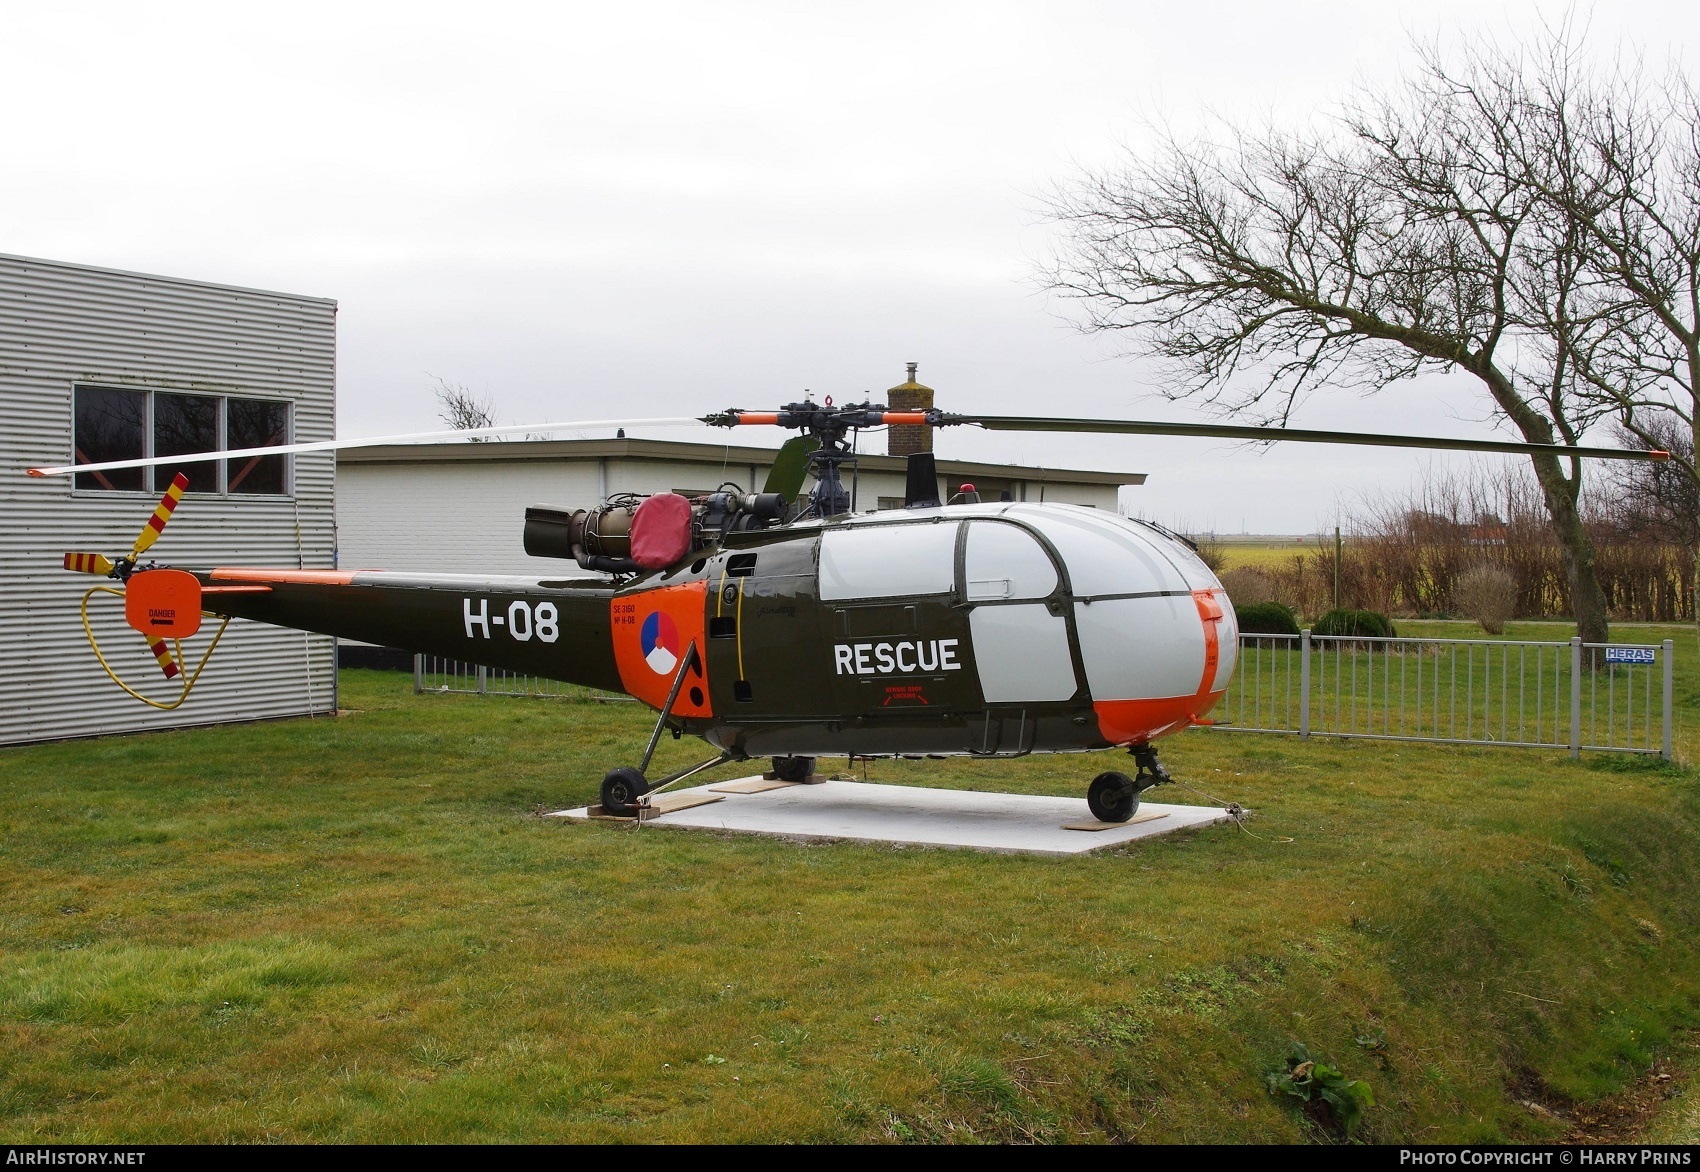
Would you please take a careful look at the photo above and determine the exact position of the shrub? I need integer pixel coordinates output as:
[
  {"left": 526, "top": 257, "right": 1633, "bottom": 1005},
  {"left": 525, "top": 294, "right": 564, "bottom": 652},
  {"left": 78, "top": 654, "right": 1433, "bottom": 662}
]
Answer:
[
  {"left": 1454, "top": 563, "right": 1517, "bottom": 634},
  {"left": 1220, "top": 566, "right": 1275, "bottom": 604},
  {"left": 1312, "top": 608, "right": 1397, "bottom": 638},
  {"left": 1192, "top": 536, "right": 1227, "bottom": 574},
  {"left": 1236, "top": 600, "right": 1300, "bottom": 635},
  {"left": 1266, "top": 1042, "right": 1375, "bottom": 1137}
]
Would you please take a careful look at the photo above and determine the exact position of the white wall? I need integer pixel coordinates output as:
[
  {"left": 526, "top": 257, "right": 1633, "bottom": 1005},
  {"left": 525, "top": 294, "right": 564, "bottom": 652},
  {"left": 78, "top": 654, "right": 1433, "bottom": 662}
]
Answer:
[
  {"left": 337, "top": 449, "right": 1124, "bottom": 578},
  {"left": 0, "top": 254, "right": 337, "bottom": 745},
  {"left": 337, "top": 458, "right": 604, "bottom": 575}
]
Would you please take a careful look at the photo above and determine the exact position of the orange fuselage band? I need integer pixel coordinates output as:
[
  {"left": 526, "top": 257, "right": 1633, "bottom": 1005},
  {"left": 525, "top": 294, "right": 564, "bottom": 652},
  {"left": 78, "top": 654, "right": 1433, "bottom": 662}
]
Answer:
[{"left": 210, "top": 568, "right": 358, "bottom": 585}]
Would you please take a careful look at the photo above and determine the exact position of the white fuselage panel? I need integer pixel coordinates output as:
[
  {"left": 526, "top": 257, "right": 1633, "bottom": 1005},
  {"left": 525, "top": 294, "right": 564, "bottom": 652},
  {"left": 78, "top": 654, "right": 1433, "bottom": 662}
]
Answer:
[
  {"left": 1074, "top": 595, "right": 1208, "bottom": 701},
  {"left": 969, "top": 603, "right": 1078, "bottom": 702},
  {"left": 818, "top": 504, "right": 1234, "bottom": 707}
]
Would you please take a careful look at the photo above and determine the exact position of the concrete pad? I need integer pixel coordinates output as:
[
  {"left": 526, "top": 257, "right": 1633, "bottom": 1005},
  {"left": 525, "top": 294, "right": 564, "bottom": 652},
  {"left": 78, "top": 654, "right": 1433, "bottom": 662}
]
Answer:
[{"left": 547, "top": 777, "right": 1234, "bottom": 856}]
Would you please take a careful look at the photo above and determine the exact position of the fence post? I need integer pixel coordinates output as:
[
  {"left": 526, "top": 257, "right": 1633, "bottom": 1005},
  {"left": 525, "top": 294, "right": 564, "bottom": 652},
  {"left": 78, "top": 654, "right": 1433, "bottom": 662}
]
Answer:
[
  {"left": 1299, "top": 628, "right": 1312, "bottom": 739},
  {"left": 477, "top": 664, "right": 488, "bottom": 695},
  {"left": 413, "top": 653, "right": 424, "bottom": 694},
  {"left": 1569, "top": 637, "right": 1582, "bottom": 759},
  {"left": 1663, "top": 639, "right": 1675, "bottom": 761}
]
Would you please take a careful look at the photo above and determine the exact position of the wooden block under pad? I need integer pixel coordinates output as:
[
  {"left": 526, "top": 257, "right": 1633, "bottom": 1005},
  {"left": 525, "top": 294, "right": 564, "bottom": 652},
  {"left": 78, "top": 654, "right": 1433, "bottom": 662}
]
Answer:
[
  {"left": 710, "top": 778, "right": 800, "bottom": 795},
  {"left": 1062, "top": 812, "right": 1170, "bottom": 832},
  {"left": 584, "top": 792, "right": 726, "bottom": 821}
]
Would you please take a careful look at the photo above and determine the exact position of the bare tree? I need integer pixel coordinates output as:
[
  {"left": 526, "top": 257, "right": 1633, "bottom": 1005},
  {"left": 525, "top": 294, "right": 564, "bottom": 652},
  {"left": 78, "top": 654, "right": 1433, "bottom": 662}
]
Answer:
[
  {"left": 1513, "top": 50, "right": 1700, "bottom": 618},
  {"left": 1043, "top": 37, "right": 1623, "bottom": 642},
  {"left": 1604, "top": 414, "right": 1700, "bottom": 550},
  {"left": 430, "top": 376, "right": 500, "bottom": 440}
]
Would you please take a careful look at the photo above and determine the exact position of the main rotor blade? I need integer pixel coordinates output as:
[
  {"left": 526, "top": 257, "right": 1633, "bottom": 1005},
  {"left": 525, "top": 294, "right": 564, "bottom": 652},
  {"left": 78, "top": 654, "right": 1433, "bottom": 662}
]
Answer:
[
  {"left": 934, "top": 414, "right": 1670, "bottom": 462},
  {"left": 26, "top": 417, "right": 703, "bottom": 478}
]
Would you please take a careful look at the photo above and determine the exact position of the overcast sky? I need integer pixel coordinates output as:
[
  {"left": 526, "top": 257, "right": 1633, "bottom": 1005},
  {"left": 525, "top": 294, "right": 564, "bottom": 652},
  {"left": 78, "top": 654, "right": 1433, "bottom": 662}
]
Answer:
[{"left": 4, "top": 1, "right": 1695, "bottom": 531}]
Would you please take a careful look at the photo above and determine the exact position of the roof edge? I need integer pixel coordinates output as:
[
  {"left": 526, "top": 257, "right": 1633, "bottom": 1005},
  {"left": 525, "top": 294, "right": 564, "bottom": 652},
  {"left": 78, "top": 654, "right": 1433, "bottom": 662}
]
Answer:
[{"left": 0, "top": 252, "right": 338, "bottom": 307}]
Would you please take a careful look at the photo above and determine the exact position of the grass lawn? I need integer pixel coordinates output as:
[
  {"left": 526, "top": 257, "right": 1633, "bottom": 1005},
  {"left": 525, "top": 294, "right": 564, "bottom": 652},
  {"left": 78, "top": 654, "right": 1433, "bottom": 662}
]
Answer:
[{"left": 3, "top": 622, "right": 1699, "bottom": 1143}]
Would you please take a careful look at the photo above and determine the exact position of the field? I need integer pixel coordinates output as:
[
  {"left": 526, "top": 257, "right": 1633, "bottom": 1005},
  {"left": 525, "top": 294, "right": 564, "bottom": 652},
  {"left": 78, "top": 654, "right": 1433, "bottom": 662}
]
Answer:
[
  {"left": 3, "top": 622, "right": 1700, "bottom": 1143},
  {"left": 1210, "top": 538, "right": 1319, "bottom": 572}
]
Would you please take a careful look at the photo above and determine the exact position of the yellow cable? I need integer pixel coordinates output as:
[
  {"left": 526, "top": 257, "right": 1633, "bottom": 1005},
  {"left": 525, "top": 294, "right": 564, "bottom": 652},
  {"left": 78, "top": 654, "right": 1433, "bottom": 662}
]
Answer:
[
  {"left": 736, "top": 576, "right": 746, "bottom": 680},
  {"left": 79, "top": 586, "right": 232, "bottom": 711}
]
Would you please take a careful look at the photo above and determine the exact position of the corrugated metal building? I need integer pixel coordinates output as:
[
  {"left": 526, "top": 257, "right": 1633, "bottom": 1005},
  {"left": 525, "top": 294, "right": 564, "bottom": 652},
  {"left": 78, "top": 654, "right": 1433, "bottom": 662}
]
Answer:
[
  {"left": 1, "top": 253, "right": 337, "bottom": 745},
  {"left": 338, "top": 438, "right": 1145, "bottom": 574}
]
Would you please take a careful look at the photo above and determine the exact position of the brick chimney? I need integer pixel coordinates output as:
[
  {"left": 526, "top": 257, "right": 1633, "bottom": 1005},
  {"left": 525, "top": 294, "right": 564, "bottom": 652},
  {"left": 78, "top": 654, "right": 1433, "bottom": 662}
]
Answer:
[{"left": 886, "top": 362, "right": 934, "bottom": 457}]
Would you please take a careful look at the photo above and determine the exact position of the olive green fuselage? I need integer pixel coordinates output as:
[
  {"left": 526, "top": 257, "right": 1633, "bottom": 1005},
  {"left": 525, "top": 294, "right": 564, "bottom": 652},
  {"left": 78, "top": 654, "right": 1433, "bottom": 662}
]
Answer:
[{"left": 198, "top": 526, "right": 1114, "bottom": 760}]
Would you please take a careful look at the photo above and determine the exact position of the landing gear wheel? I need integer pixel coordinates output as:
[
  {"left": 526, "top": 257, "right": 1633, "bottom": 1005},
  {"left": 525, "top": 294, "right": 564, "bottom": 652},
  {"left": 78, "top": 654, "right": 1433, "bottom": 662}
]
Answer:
[
  {"left": 1088, "top": 771, "right": 1139, "bottom": 823},
  {"left": 770, "top": 755, "right": 816, "bottom": 782},
  {"left": 600, "top": 766, "right": 650, "bottom": 816}
]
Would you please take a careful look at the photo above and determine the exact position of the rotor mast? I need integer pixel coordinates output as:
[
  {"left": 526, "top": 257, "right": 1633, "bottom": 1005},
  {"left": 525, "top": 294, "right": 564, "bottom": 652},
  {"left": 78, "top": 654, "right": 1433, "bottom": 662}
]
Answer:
[{"left": 703, "top": 398, "right": 946, "bottom": 517}]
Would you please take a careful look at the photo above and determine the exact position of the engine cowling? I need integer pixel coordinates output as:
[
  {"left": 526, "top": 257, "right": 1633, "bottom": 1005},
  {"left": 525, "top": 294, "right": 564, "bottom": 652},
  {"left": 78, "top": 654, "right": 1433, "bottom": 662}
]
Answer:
[{"left": 523, "top": 490, "right": 787, "bottom": 573}]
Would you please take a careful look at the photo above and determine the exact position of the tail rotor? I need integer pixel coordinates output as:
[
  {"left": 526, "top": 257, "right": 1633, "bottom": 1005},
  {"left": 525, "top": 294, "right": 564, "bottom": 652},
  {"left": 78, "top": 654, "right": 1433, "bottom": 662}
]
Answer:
[
  {"left": 61, "top": 473, "right": 222, "bottom": 692},
  {"left": 61, "top": 472, "right": 191, "bottom": 582}
]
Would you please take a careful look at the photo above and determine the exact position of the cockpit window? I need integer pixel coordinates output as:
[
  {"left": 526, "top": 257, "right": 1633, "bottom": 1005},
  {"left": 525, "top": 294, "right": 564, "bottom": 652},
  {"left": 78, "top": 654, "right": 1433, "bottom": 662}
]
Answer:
[
  {"left": 1019, "top": 508, "right": 1191, "bottom": 596},
  {"left": 819, "top": 522, "right": 959, "bottom": 600},
  {"left": 963, "top": 521, "right": 1057, "bottom": 601}
]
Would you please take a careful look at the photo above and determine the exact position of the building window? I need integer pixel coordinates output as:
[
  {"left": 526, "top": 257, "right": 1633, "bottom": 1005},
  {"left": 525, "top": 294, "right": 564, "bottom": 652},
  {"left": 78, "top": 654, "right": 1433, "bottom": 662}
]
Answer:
[
  {"left": 72, "top": 386, "right": 147, "bottom": 492},
  {"left": 153, "top": 392, "right": 221, "bottom": 493},
  {"left": 72, "top": 385, "right": 291, "bottom": 495},
  {"left": 226, "top": 398, "right": 289, "bottom": 494}
]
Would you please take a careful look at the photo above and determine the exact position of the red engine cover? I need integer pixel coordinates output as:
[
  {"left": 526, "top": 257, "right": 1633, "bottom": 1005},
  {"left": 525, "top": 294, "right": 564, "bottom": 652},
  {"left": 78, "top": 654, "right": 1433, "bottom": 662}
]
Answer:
[{"left": 628, "top": 493, "right": 694, "bottom": 569}]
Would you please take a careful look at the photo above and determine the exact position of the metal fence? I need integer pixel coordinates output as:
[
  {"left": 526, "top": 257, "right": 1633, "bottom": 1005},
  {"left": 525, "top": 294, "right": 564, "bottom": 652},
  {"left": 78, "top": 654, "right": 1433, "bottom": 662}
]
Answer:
[
  {"left": 413, "top": 655, "right": 632, "bottom": 702},
  {"left": 415, "top": 634, "right": 1673, "bottom": 757},
  {"left": 1215, "top": 632, "right": 1673, "bottom": 758}
]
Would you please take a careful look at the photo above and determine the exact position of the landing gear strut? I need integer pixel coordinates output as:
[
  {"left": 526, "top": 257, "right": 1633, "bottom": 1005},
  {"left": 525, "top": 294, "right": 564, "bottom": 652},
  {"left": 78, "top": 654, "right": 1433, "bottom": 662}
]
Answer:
[
  {"left": 1086, "top": 743, "right": 1172, "bottom": 823},
  {"left": 1129, "top": 742, "right": 1171, "bottom": 790}
]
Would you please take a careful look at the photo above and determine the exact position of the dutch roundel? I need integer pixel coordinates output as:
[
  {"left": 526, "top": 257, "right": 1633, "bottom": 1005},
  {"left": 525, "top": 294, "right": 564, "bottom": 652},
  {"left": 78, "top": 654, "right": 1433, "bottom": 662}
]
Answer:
[{"left": 640, "top": 611, "right": 681, "bottom": 675}]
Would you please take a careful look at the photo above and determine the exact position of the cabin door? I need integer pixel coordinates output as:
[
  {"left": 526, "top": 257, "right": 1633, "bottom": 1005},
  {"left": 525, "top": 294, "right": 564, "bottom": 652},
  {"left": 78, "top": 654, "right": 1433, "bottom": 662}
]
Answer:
[{"left": 817, "top": 521, "right": 979, "bottom": 722}]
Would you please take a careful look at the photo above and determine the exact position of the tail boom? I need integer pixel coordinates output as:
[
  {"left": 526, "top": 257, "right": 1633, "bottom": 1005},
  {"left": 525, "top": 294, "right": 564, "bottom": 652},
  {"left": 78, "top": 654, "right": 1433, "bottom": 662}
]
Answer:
[{"left": 196, "top": 569, "right": 623, "bottom": 692}]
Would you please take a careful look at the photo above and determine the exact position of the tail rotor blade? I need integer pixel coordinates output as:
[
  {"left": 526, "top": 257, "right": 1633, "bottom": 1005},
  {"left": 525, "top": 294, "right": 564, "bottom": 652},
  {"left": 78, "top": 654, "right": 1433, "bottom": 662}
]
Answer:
[
  {"left": 63, "top": 552, "right": 116, "bottom": 576},
  {"left": 130, "top": 472, "right": 189, "bottom": 559},
  {"left": 144, "top": 636, "right": 181, "bottom": 680}
]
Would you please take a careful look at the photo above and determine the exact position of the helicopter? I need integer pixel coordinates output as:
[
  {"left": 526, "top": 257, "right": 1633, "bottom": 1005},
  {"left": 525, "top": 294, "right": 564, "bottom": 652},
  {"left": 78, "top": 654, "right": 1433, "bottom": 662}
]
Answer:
[{"left": 32, "top": 388, "right": 1668, "bottom": 823}]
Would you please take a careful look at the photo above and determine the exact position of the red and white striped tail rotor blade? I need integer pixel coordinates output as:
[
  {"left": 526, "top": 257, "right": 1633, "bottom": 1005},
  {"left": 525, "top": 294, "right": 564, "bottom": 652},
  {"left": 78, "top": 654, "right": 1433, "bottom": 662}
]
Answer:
[
  {"left": 129, "top": 472, "right": 190, "bottom": 559},
  {"left": 145, "top": 637, "right": 181, "bottom": 680},
  {"left": 63, "top": 552, "right": 117, "bottom": 576}
]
